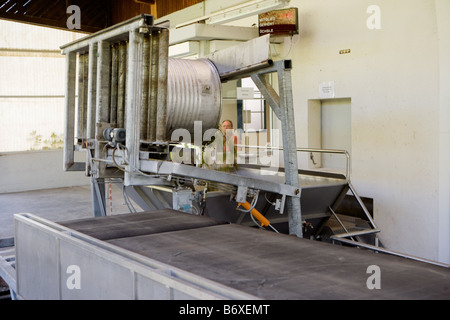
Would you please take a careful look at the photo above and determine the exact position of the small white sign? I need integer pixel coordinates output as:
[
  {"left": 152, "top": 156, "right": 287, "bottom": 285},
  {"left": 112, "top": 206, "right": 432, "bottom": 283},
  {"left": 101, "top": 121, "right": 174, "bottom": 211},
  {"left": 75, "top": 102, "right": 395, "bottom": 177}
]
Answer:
[
  {"left": 237, "top": 87, "right": 254, "bottom": 99},
  {"left": 319, "top": 81, "right": 335, "bottom": 99}
]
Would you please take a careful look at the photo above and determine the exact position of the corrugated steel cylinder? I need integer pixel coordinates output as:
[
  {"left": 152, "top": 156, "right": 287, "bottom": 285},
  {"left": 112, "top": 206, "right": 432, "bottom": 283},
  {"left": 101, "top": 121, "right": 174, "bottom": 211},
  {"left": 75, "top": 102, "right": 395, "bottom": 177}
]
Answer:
[{"left": 166, "top": 58, "right": 222, "bottom": 138}]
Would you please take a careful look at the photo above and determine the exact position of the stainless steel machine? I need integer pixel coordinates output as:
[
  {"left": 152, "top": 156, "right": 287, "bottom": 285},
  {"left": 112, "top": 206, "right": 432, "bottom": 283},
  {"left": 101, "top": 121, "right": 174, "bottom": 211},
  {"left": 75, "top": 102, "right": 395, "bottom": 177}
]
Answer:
[{"left": 2, "top": 15, "right": 448, "bottom": 300}]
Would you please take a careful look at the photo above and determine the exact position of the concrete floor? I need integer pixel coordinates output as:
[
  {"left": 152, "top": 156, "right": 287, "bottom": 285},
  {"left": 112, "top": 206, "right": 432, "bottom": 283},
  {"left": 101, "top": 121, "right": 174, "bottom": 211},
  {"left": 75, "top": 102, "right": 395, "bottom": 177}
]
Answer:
[
  {"left": 0, "top": 183, "right": 143, "bottom": 299},
  {"left": 0, "top": 184, "right": 141, "bottom": 241}
]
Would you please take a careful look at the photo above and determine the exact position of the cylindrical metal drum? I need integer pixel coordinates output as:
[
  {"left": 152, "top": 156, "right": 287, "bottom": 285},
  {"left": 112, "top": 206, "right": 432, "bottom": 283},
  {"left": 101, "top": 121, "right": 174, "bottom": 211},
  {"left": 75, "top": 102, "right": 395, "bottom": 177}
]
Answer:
[{"left": 166, "top": 58, "right": 222, "bottom": 138}]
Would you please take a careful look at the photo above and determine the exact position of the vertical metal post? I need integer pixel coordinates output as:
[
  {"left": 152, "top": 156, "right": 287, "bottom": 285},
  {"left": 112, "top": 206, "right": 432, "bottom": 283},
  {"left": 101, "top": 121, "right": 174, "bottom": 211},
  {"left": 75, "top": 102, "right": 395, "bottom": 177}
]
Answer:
[
  {"left": 81, "top": 54, "right": 89, "bottom": 138},
  {"left": 124, "top": 29, "right": 145, "bottom": 185},
  {"left": 110, "top": 44, "right": 119, "bottom": 127},
  {"left": 91, "top": 176, "right": 106, "bottom": 217},
  {"left": 94, "top": 41, "right": 112, "bottom": 179},
  {"left": 155, "top": 28, "right": 169, "bottom": 142},
  {"left": 148, "top": 33, "right": 159, "bottom": 141},
  {"left": 251, "top": 61, "right": 302, "bottom": 237},
  {"left": 76, "top": 53, "right": 86, "bottom": 140},
  {"left": 278, "top": 62, "right": 302, "bottom": 237},
  {"left": 86, "top": 42, "right": 98, "bottom": 139},
  {"left": 117, "top": 42, "right": 127, "bottom": 128},
  {"left": 96, "top": 41, "right": 111, "bottom": 125},
  {"left": 63, "top": 51, "right": 77, "bottom": 171},
  {"left": 140, "top": 35, "right": 151, "bottom": 140}
]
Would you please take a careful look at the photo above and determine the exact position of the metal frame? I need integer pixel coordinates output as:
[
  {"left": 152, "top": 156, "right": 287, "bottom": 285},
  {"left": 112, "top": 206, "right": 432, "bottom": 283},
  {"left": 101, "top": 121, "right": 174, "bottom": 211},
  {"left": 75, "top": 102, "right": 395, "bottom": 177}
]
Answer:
[
  {"left": 62, "top": 14, "right": 169, "bottom": 174},
  {"left": 61, "top": 15, "right": 170, "bottom": 217},
  {"left": 0, "top": 246, "right": 16, "bottom": 299},
  {"left": 61, "top": 17, "right": 305, "bottom": 236},
  {"left": 60, "top": 15, "right": 376, "bottom": 241},
  {"left": 122, "top": 59, "right": 304, "bottom": 236},
  {"left": 14, "top": 213, "right": 259, "bottom": 299},
  {"left": 250, "top": 60, "right": 302, "bottom": 237}
]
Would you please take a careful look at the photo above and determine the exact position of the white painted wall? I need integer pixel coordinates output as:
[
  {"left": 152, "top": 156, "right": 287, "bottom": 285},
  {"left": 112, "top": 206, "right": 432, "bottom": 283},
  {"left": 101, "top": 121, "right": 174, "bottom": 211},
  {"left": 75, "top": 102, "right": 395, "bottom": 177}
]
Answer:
[
  {"left": 0, "top": 150, "right": 89, "bottom": 193},
  {"left": 283, "top": 0, "right": 449, "bottom": 264},
  {"left": 435, "top": 0, "right": 450, "bottom": 267},
  {"left": 0, "top": 20, "right": 89, "bottom": 193},
  {"left": 160, "top": 0, "right": 449, "bottom": 264}
]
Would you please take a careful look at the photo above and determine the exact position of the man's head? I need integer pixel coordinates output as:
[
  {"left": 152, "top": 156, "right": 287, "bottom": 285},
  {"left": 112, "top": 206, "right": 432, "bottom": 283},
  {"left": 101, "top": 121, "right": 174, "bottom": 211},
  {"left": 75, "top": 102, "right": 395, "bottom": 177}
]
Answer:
[{"left": 221, "top": 120, "right": 233, "bottom": 133}]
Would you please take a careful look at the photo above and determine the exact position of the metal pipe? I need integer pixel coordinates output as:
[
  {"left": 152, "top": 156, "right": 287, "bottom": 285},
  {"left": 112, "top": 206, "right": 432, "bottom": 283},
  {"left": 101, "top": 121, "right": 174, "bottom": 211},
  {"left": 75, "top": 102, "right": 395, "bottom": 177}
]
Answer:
[
  {"left": 96, "top": 41, "right": 111, "bottom": 124},
  {"left": 81, "top": 53, "right": 89, "bottom": 139},
  {"left": 124, "top": 30, "right": 145, "bottom": 185},
  {"left": 328, "top": 206, "right": 356, "bottom": 241},
  {"left": 86, "top": 42, "right": 97, "bottom": 139},
  {"left": 148, "top": 33, "right": 159, "bottom": 141},
  {"left": 76, "top": 53, "right": 87, "bottom": 140},
  {"left": 155, "top": 28, "right": 169, "bottom": 142},
  {"left": 329, "top": 237, "right": 449, "bottom": 268},
  {"left": 110, "top": 44, "right": 119, "bottom": 126},
  {"left": 331, "top": 228, "right": 381, "bottom": 239},
  {"left": 140, "top": 35, "right": 151, "bottom": 140},
  {"left": 60, "top": 15, "right": 154, "bottom": 53},
  {"left": 219, "top": 59, "right": 273, "bottom": 81},
  {"left": 63, "top": 51, "right": 76, "bottom": 171},
  {"left": 301, "top": 148, "right": 351, "bottom": 179},
  {"left": 117, "top": 41, "right": 127, "bottom": 128},
  {"left": 235, "top": 144, "right": 351, "bottom": 180},
  {"left": 348, "top": 181, "right": 378, "bottom": 229}
]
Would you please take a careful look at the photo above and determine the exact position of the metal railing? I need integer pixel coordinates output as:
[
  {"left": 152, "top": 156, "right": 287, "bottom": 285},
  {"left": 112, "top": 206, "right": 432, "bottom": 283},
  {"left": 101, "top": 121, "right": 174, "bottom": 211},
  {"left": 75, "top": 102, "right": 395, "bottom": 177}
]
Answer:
[
  {"left": 235, "top": 145, "right": 351, "bottom": 180},
  {"left": 234, "top": 144, "right": 383, "bottom": 246}
]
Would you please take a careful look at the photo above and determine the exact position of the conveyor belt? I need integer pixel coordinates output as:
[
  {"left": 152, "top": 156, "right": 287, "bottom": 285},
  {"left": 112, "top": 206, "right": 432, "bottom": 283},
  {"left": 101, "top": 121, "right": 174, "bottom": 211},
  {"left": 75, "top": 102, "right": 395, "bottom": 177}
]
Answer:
[
  {"left": 60, "top": 210, "right": 449, "bottom": 300},
  {"left": 59, "top": 209, "right": 226, "bottom": 240}
]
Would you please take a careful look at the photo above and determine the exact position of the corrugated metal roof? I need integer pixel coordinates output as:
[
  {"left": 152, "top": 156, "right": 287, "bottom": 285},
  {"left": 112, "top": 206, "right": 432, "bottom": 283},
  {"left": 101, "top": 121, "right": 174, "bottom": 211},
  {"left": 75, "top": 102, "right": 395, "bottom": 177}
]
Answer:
[
  {"left": 0, "top": 0, "right": 202, "bottom": 32},
  {"left": 0, "top": 0, "right": 109, "bottom": 33}
]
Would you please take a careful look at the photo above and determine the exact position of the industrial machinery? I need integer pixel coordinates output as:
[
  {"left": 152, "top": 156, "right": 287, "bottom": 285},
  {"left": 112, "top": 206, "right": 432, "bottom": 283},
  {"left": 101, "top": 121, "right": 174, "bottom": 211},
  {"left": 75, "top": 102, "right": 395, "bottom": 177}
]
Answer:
[
  {"left": 1, "top": 15, "right": 448, "bottom": 300},
  {"left": 60, "top": 14, "right": 365, "bottom": 239}
]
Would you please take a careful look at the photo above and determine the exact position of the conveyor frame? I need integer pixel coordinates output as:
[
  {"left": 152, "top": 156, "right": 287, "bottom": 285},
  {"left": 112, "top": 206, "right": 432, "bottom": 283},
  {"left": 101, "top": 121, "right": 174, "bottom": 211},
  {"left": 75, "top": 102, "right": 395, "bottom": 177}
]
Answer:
[
  {"left": 12, "top": 212, "right": 450, "bottom": 300},
  {"left": 13, "top": 213, "right": 259, "bottom": 300}
]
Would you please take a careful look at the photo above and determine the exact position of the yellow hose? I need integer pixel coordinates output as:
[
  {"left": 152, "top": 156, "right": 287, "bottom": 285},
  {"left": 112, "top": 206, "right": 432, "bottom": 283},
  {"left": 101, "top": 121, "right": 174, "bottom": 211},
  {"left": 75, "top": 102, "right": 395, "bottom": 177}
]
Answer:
[{"left": 237, "top": 201, "right": 270, "bottom": 227}]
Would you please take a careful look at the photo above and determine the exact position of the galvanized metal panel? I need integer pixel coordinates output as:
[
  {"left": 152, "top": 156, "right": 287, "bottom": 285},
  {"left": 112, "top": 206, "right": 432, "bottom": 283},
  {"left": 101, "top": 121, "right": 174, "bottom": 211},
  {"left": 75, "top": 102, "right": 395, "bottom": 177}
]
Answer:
[
  {"left": 135, "top": 273, "right": 174, "bottom": 299},
  {"left": 59, "top": 240, "right": 135, "bottom": 300},
  {"left": 15, "top": 217, "right": 60, "bottom": 299},
  {"left": 14, "top": 213, "right": 259, "bottom": 300}
]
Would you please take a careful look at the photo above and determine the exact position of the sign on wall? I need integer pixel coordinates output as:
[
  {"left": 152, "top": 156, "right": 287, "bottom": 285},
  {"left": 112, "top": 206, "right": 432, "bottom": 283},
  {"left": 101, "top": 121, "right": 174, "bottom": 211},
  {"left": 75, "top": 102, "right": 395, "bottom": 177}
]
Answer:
[{"left": 258, "top": 8, "right": 299, "bottom": 37}]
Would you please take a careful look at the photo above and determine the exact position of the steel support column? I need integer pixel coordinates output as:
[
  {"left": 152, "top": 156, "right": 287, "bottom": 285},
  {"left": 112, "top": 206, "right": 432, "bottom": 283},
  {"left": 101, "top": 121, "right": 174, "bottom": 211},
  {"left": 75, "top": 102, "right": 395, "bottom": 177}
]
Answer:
[
  {"left": 124, "top": 29, "right": 145, "bottom": 186},
  {"left": 91, "top": 177, "right": 106, "bottom": 217},
  {"left": 63, "top": 51, "right": 76, "bottom": 171},
  {"left": 251, "top": 61, "right": 302, "bottom": 237},
  {"left": 63, "top": 51, "right": 86, "bottom": 172},
  {"left": 277, "top": 63, "right": 302, "bottom": 238}
]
